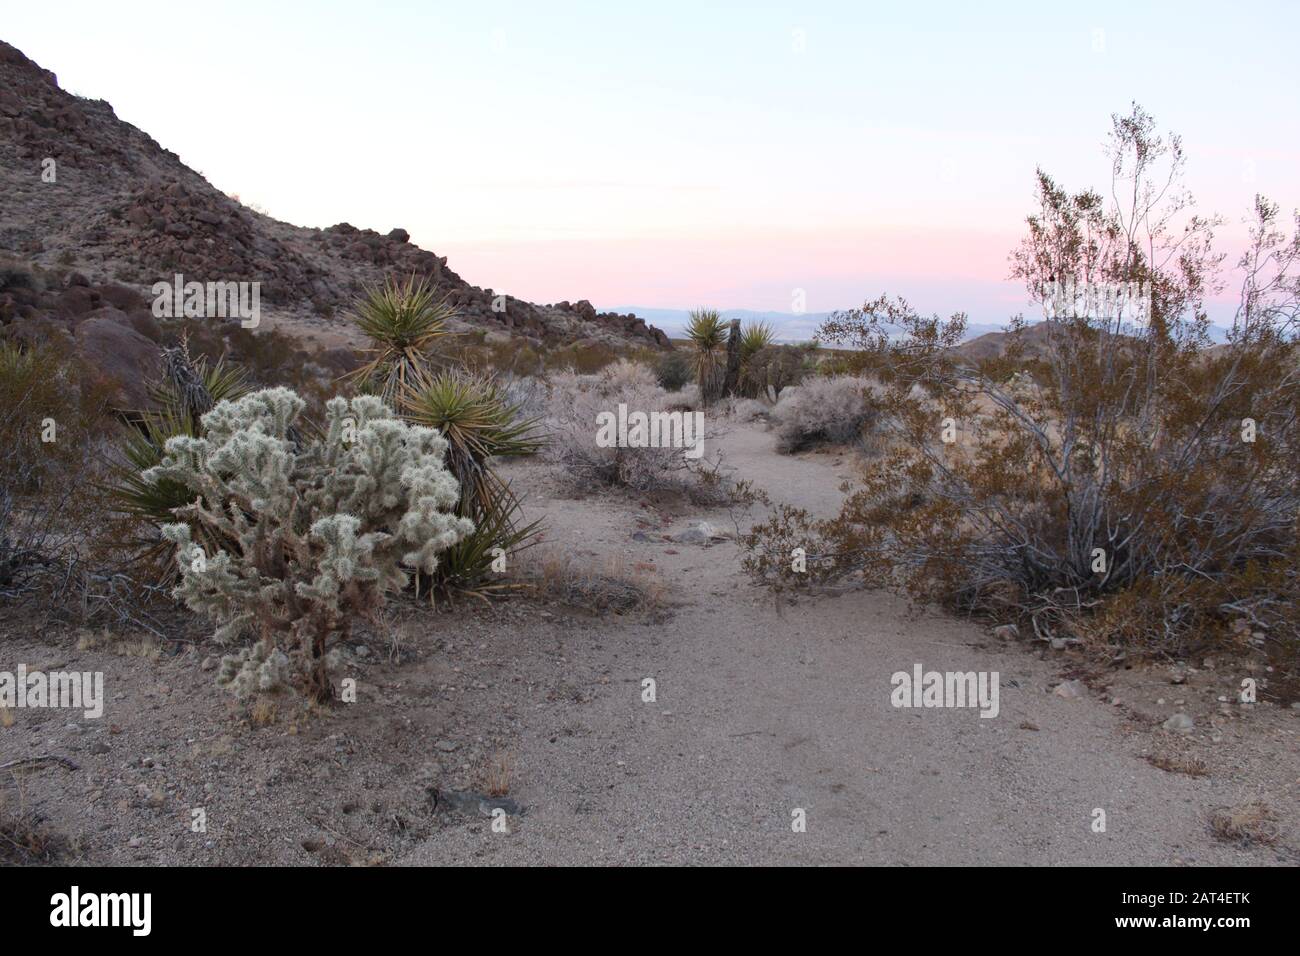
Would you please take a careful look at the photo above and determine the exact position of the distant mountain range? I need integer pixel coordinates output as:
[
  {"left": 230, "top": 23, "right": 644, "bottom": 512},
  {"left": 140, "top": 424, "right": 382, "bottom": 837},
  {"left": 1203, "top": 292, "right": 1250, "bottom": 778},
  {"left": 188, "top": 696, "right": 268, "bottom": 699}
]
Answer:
[{"left": 612, "top": 306, "right": 1233, "bottom": 346}]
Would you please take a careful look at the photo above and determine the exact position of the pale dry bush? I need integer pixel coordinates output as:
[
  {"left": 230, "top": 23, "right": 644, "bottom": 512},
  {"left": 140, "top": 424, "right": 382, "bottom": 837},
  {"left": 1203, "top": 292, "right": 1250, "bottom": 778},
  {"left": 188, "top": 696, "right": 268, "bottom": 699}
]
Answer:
[
  {"left": 663, "top": 383, "right": 700, "bottom": 411},
  {"left": 597, "top": 358, "right": 659, "bottom": 392},
  {"left": 542, "top": 369, "right": 727, "bottom": 500},
  {"left": 771, "top": 375, "right": 876, "bottom": 453},
  {"left": 722, "top": 397, "right": 770, "bottom": 423},
  {"left": 497, "top": 371, "right": 548, "bottom": 426},
  {"left": 1208, "top": 801, "right": 1279, "bottom": 847}
]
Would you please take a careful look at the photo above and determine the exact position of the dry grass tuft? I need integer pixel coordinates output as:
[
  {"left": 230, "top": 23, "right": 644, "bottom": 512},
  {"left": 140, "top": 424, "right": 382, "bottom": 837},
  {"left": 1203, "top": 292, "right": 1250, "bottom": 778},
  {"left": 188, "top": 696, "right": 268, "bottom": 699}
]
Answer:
[
  {"left": 0, "top": 789, "right": 69, "bottom": 864},
  {"left": 525, "top": 546, "right": 665, "bottom": 614},
  {"left": 1208, "top": 801, "right": 1279, "bottom": 847},
  {"left": 478, "top": 751, "right": 513, "bottom": 797},
  {"left": 249, "top": 696, "right": 279, "bottom": 728},
  {"left": 1144, "top": 751, "right": 1209, "bottom": 777}
]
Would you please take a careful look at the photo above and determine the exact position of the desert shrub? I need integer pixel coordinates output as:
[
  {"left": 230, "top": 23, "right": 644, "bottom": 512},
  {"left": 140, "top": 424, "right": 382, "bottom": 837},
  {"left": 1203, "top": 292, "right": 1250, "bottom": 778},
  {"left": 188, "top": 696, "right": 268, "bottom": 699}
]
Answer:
[
  {"left": 542, "top": 370, "right": 727, "bottom": 501},
  {"left": 165, "top": 320, "right": 314, "bottom": 395},
  {"left": 684, "top": 308, "right": 728, "bottom": 404},
  {"left": 543, "top": 340, "right": 620, "bottom": 375},
  {"left": 0, "top": 341, "right": 115, "bottom": 603},
  {"left": 744, "top": 106, "right": 1300, "bottom": 686},
  {"left": 147, "top": 388, "right": 473, "bottom": 700},
  {"left": 770, "top": 375, "right": 875, "bottom": 453},
  {"left": 655, "top": 351, "right": 692, "bottom": 391},
  {"left": 522, "top": 545, "right": 664, "bottom": 614},
  {"left": 722, "top": 397, "right": 770, "bottom": 423},
  {"left": 0, "top": 790, "right": 69, "bottom": 864},
  {"left": 663, "top": 383, "right": 700, "bottom": 411},
  {"left": 400, "top": 367, "right": 544, "bottom": 598},
  {"left": 598, "top": 357, "right": 659, "bottom": 392},
  {"left": 740, "top": 344, "right": 803, "bottom": 400},
  {"left": 0, "top": 258, "right": 40, "bottom": 294},
  {"left": 497, "top": 371, "right": 548, "bottom": 424}
]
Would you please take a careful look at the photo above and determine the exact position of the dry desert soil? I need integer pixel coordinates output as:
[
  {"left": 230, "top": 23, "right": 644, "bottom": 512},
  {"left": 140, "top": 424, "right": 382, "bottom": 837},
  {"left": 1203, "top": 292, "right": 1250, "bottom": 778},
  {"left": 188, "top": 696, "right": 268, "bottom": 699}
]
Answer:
[{"left": 1, "top": 419, "right": 1296, "bottom": 866}]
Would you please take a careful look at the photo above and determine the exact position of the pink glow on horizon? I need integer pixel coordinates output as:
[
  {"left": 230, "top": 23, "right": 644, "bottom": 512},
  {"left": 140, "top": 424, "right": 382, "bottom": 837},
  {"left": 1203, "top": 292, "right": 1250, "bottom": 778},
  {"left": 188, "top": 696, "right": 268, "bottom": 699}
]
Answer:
[{"left": 437, "top": 226, "right": 1025, "bottom": 316}]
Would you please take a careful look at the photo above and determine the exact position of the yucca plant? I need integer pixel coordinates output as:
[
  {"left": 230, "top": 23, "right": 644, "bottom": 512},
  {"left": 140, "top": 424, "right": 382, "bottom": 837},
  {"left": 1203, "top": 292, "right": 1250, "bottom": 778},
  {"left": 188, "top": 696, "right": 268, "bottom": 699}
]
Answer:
[
  {"left": 106, "top": 344, "right": 252, "bottom": 581},
  {"left": 345, "top": 274, "right": 456, "bottom": 402},
  {"left": 399, "top": 367, "right": 545, "bottom": 599},
  {"left": 737, "top": 320, "right": 777, "bottom": 397},
  {"left": 685, "top": 308, "right": 729, "bottom": 403},
  {"left": 739, "top": 320, "right": 775, "bottom": 363},
  {"left": 401, "top": 367, "right": 544, "bottom": 515}
]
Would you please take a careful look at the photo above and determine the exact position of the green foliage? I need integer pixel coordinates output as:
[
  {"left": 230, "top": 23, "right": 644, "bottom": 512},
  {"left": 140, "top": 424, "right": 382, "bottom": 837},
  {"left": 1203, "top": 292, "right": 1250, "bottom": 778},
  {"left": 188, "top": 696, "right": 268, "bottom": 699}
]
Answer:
[
  {"left": 346, "top": 274, "right": 455, "bottom": 402},
  {"left": 107, "top": 347, "right": 252, "bottom": 581},
  {"left": 738, "top": 320, "right": 775, "bottom": 363},
  {"left": 543, "top": 340, "right": 621, "bottom": 375},
  {"left": 148, "top": 388, "right": 473, "bottom": 700},
  {"left": 654, "top": 351, "right": 692, "bottom": 391},
  {"left": 685, "top": 308, "right": 728, "bottom": 403},
  {"left": 400, "top": 367, "right": 544, "bottom": 598}
]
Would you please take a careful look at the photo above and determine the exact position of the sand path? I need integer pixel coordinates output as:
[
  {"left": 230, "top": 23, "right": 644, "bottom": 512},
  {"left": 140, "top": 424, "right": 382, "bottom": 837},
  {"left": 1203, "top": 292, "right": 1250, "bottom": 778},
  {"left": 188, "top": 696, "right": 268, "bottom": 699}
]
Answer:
[{"left": 400, "top": 422, "right": 1293, "bottom": 865}]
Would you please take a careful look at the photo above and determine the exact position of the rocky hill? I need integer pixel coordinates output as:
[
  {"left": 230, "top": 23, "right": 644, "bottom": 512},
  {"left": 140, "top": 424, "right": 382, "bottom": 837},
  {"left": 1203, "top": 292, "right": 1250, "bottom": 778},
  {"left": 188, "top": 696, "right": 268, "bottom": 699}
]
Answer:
[{"left": 0, "top": 39, "right": 668, "bottom": 357}]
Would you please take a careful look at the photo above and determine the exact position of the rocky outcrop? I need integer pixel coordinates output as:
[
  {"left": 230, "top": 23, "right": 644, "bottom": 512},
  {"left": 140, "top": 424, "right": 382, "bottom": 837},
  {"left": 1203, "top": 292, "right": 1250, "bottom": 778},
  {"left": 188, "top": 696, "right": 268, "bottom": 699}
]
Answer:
[{"left": 0, "top": 39, "right": 670, "bottom": 351}]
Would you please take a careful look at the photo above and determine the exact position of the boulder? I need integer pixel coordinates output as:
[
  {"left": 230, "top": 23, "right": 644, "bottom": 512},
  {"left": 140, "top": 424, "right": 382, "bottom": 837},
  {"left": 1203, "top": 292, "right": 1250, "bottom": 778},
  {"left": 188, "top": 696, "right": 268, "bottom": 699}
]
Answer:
[
  {"left": 95, "top": 283, "right": 146, "bottom": 312},
  {"left": 54, "top": 285, "right": 99, "bottom": 318},
  {"left": 74, "top": 316, "right": 160, "bottom": 408}
]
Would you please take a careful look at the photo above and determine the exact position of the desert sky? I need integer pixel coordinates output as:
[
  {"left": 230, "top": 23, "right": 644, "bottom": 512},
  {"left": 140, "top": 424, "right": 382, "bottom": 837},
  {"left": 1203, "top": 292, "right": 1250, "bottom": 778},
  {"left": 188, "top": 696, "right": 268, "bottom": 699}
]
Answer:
[{"left": 7, "top": 0, "right": 1298, "bottom": 325}]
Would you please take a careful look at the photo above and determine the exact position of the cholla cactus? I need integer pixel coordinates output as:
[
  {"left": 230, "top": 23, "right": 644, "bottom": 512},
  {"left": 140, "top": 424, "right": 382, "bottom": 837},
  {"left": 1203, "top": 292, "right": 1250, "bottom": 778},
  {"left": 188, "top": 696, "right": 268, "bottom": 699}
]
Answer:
[
  {"left": 217, "top": 643, "right": 293, "bottom": 698},
  {"left": 146, "top": 387, "right": 473, "bottom": 700}
]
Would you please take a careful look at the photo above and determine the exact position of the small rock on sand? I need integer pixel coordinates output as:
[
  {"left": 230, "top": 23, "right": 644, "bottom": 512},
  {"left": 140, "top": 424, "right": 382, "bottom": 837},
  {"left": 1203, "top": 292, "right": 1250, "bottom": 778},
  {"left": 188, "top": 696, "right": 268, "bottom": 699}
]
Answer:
[
  {"left": 1053, "top": 679, "right": 1085, "bottom": 700},
  {"left": 1163, "top": 713, "right": 1195, "bottom": 733}
]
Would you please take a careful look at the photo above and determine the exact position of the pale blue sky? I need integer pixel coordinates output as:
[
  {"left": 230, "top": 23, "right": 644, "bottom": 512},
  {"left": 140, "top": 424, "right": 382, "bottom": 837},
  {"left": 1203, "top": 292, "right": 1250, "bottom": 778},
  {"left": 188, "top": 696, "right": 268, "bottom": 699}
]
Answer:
[{"left": 4, "top": 0, "right": 1297, "bottom": 322}]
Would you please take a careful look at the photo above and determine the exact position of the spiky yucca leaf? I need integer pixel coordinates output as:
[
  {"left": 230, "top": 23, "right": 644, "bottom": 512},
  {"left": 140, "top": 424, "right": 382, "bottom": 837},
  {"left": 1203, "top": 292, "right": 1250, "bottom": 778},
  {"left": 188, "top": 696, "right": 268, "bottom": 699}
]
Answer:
[
  {"left": 400, "top": 367, "right": 543, "bottom": 519},
  {"left": 739, "top": 320, "right": 775, "bottom": 362},
  {"left": 685, "top": 309, "right": 728, "bottom": 351},
  {"left": 106, "top": 354, "right": 253, "bottom": 580},
  {"left": 685, "top": 308, "right": 728, "bottom": 402},
  {"left": 148, "top": 346, "right": 250, "bottom": 431},
  {"left": 346, "top": 274, "right": 456, "bottom": 401},
  {"left": 399, "top": 367, "right": 545, "bottom": 599},
  {"left": 426, "top": 482, "right": 543, "bottom": 604}
]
